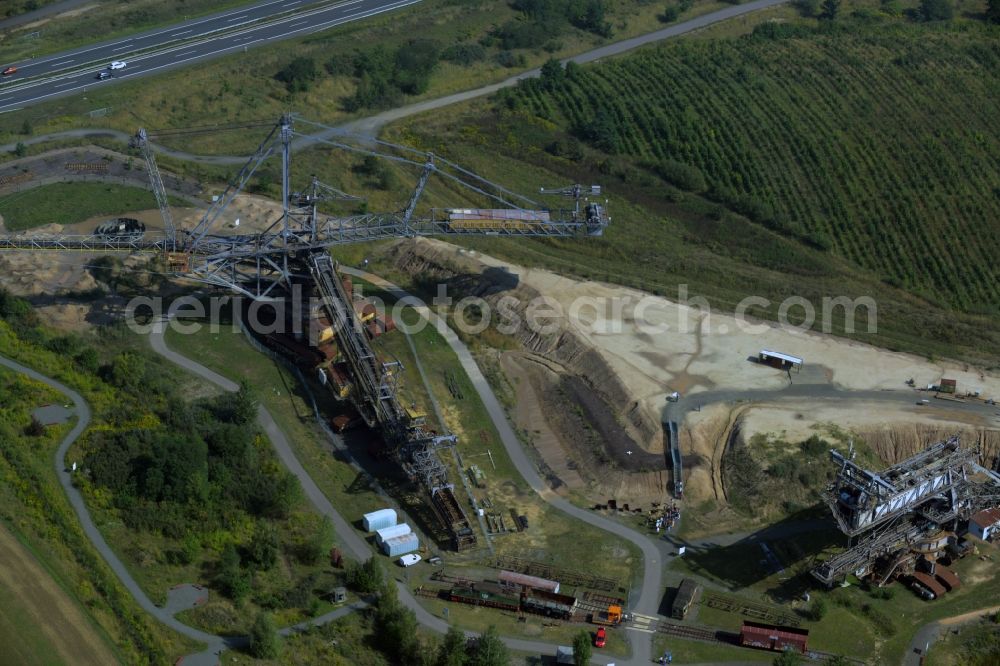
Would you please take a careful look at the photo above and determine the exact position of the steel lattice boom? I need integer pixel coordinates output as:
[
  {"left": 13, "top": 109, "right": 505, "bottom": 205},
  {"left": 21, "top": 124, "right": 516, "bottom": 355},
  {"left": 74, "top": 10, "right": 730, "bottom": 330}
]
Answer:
[
  {"left": 0, "top": 113, "right": 610, "bottom": 552},
  {"left": 812, "top": 436, "right": 1000, "bottom": 586}
]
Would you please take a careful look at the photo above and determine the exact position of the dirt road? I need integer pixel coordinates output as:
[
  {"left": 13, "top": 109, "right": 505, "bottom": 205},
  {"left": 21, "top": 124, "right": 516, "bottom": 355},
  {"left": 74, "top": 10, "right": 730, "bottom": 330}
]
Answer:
[
  {"left": 904, "top": 605, "right": 1000, "bottom": 666},
  {"left": 1, "top": 0, "right": 791, "bottom": 160}
]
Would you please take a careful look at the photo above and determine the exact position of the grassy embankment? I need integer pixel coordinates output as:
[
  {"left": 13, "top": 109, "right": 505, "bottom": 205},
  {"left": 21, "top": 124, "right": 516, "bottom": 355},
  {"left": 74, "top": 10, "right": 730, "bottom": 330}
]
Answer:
[
  {"left": 0, "top": 321, "right": 201, "bottom": 662},
  {"left": 372, "top": 4, "right": 1000, "bottom": 368},
  {"left": 669, "top": 518, "right": 1000, "bottom": 663},
  {"left": 0, "top": 369, "right": 121, "bottom": 666},
  {"left": 165, "top": 294, "right": 641, "bottom": 653},
  {"left": 0, "top": 0, "right": 727, "bottom": 155},
  {"left": 0, "top": 288, "right": 353, "bottom": 656},
  {"left": 925, "top": 612, "right": 1000, "bottom": 666},
  {"left": 0, "top": 181, "right": 178, "bottom": 231}
]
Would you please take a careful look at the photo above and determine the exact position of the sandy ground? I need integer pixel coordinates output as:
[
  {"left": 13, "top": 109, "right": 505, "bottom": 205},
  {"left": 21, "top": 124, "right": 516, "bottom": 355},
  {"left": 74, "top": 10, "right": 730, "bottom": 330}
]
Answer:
[
  {"left": 447, "top": 242, "right": 1000, "bottom": 436},
  {"left": 0, "top": 523, "right": 116, "bottom": 666},
  {"left": 741, "top": 400, "right": 997, "bottom": 444},
  {"left": 392, "top": 239, "right": 1000, "bottom": 516},
  {"left": 26, "top": 191, "right": 280, "bottom": 237},
  {"left": 0, "top": 251, "right": 98, "bottom": 296}
]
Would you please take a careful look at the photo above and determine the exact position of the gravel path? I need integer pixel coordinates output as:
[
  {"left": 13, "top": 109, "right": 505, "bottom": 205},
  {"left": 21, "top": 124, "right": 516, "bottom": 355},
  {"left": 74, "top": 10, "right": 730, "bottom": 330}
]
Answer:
[
  {"left": 903, "top": 605, "right": 1000, "bottom": 666},
  {"left": 342, "top": 266, "right": 662, "bottom": 665},
  {"left": 1, "top": 0, "right": 790, "bottom": 160},
  {"left": 149, "top": 317, "right": 625, "bottom": 664}
]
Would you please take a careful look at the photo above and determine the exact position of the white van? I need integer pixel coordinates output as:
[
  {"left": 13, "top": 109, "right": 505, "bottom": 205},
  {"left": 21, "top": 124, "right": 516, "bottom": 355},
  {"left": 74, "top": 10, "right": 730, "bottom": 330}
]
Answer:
[{"left": 398, "top": 554, "right": 421, "bottom": 567}]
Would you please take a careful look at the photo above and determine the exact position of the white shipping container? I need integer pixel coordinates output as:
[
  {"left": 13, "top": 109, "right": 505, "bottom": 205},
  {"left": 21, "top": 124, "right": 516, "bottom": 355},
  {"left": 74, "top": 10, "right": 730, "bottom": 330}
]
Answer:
[
  {"left": 363, "top": 508, "right": 397, "bottom": 532},
  {"left": 375, "top": 523, "right": 412, "bottom": 545},
  {"left": 382, "top": 532, "right": 419, "bottom": 557}
]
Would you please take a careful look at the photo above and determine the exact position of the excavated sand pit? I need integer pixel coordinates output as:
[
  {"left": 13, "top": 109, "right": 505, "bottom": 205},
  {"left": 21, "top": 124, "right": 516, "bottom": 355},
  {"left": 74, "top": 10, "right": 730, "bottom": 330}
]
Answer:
[{"left": 383, "top": 238, "right": 1000, "bottom": 508}]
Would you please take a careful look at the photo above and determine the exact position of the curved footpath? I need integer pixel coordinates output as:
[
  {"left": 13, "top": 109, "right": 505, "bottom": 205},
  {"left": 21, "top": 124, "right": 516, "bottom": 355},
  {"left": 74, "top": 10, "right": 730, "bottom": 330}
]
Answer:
[
  {"left": 0, "top": 0, "right": 789, "bottom": 160},
  {"left": 0, "top": 350, "right": 371, "bottom": 666},
  {"left": 341, "top": 267, "right": 664, "bottom": 665},
  {"left": 903, "top": 606, "right": 1000, "bottom": 666},
  {"left": 149, "top": 319, "right": 628, "bottom": 664}
]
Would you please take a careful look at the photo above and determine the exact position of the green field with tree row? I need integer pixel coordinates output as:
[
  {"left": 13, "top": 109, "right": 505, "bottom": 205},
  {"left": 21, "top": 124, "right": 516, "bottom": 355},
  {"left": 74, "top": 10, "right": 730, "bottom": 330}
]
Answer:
[{"left": 501, "top": 19, "right": 1000, "bottom": 313}]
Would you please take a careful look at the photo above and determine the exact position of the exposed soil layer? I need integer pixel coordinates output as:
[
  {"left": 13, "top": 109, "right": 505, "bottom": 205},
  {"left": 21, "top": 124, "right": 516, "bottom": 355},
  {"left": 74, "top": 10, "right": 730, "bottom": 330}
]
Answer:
[
  {"left": 560, "top": 374, "right": 661, "bottom": 472},
  {"left": 501, "top": 350, "right": 667, "bottom": 505},
  {"left": 386, "top": 238, "right": 661, "bottom": 455},
  {"left": 858, "top": 423, "right": 1000, "bottom": 469}
]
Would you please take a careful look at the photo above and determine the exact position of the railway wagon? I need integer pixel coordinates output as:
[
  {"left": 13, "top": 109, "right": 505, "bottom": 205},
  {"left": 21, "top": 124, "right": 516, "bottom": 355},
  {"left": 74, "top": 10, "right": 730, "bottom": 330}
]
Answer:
[
  {"left": 445, "top": 208, "right": 553, "bottom": 232},
  {"left": 739, "top": 621, "right": 809, "bottom": 654},
  {"left": 522, "top": 588, "right": 576, "bottom": 619},
  {"left": 448, "top": 584, "right": 520, "bottom": 612}
]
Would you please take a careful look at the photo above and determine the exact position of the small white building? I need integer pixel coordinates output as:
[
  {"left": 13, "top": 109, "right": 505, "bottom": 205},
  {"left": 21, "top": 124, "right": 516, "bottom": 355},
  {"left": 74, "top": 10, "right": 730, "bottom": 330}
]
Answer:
[{"left": 969, "top": 508, "right": 1000, "bottom": 541}]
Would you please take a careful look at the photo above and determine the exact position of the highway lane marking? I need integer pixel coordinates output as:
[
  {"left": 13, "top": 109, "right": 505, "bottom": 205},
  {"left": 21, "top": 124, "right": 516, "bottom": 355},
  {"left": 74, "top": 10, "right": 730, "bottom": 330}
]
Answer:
[
  {"left": 283, "top": 0, "right": 303, "bottom": 5},
  {"left": 112, "top": 45, "right": 133, "bottom": 51},
  {"left": 283, "top": 0, "right": 418, "bottom": 37},
  {"left": 175, "top": 50, "right": 198, "bottom": 57},
  {"left": 171, "top": 30, "right": 193, "bottom": 37},
  {"left": 227, "top": 15, "right": 249, "bottom": 21},
  {"left": 53, "top": 80, "right": 77, "bottom": 88},
  {"left": 290, "top": 19, "right": 309, "bottom": 26},
  {"left": 0, "top": 0, "right": 423, "bottom": 111},
  {"left": 13, "top": 0, "right": 322, "bottom": 68},
  {"left": 50, "top": 60, "right": 75, "bottom": 67}
]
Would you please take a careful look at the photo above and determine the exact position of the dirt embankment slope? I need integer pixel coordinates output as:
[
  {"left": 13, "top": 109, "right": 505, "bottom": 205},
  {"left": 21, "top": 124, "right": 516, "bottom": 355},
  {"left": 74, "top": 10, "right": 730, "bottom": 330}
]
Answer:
[
  {"left": 386, "top": 238, "right": 661, "bottom": 452},
  {"left": 383, "top": 237, "right": 1000, "bottom": 511}
]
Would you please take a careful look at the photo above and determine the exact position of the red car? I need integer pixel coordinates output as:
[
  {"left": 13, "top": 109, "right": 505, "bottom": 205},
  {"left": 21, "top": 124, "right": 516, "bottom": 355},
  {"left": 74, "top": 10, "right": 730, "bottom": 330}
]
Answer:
[
  {"left": 2, "top": 66, "right": 17, "bottom": 76},
  {"left": 594, "top": 626, "right": 607, "bottom": 648}
]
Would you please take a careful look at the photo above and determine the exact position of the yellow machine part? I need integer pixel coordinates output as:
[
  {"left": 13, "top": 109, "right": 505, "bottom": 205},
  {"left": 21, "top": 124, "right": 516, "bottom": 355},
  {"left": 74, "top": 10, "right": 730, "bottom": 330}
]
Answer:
[{"left": 607, "top": 605, "right": 623, "bottom": 624}]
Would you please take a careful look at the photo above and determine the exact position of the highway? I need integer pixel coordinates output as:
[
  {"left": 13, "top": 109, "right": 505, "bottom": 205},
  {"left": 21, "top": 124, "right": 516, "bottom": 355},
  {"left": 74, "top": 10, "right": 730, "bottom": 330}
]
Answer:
[{"left": 0, "top": 0, "right": 421, "bottom": 113}]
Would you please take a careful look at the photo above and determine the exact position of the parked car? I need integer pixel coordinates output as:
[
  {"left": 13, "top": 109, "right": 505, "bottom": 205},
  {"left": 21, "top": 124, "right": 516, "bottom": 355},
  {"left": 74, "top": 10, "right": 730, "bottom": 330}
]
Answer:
[
  {"left": 594, "top": 626, "right": 607, "bottom": 648},
  {"left": 398, "top": 554, "right": 421, "bottom": 567},
  {"left": 108, "top": 61, "right": 127, "bottom": 70},
  {"left": 2, "top": 66, "right": 17, "bottom": 76}
]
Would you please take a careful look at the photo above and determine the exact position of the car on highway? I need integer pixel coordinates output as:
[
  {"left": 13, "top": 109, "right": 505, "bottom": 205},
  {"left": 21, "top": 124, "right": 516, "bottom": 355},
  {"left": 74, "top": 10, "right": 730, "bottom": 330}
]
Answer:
[
  {"left": 108, "top": 61, "right": 127, "bottom": 70},
  {"left": 2, "top": 66, "right": 17, "bottom": 76},
  {"left": 398, "top": 554, "right": 421, "bottom": 567},
  {"left": 96, "top": 71, "right": 113, "bottom": 80},
  {"left": 594, "top": 626, "right": 607, "bottom": 648}
]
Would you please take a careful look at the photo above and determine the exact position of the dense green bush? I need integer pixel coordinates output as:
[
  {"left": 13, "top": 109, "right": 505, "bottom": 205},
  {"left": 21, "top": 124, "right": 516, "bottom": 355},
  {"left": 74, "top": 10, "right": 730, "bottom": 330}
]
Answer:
[
  {"left": 275, "top": 56, "right": 320, "bottom": 93},
  {"left": 342, "top": 40, "right": 443, "bottom": 110},
  {"left": 442, "top": 42, "right": 487, "bottom": 65}
]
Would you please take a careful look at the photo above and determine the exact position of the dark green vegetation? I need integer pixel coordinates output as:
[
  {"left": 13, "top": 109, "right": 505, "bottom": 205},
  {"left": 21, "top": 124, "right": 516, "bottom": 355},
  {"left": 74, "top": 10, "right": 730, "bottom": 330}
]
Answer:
[
  {"left": 341, "top": 561, "right": 511, "bottom": 666},
  {"left": 82, "top": 378, "right": 296, "bottom": 542},
  {"left": 323, "top": 0, "right": 610, "bottom": 113},
  {"left": 0, "top": 290, "right": 198, "bottom": 663},
  {"left": 328, "top": 39, "right": 445, "bottom": 111},
  {"left": 501, "top": 19, "right": 1000, "bottom": 313},
  {"left": 0, "top": 182, "right": 159, "bottom": 231},
  {"left": 73, "top": 350, "right": 338, "bottom": 628},
  {"left": 723, "top": 434, "right": 836, "bottom": 518},
  {"left": 394, "top": 10, "right": 1000, "bottom": 365},
  {"left": 2, "top": 286, "right": 339, "bottom": 644},
  {"left": 2, "top": 0, "right": 54, "bottom": 19},
  {"left": 494, "top": 0, "right": 612, "bottom": 49}
]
